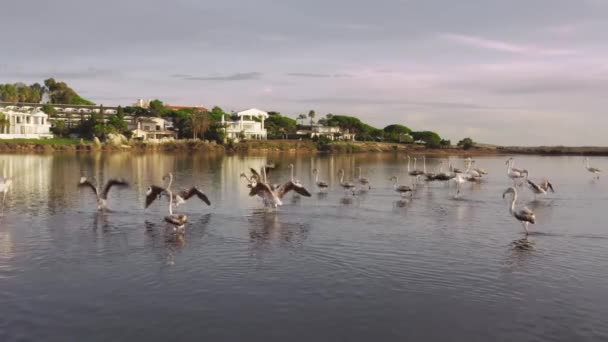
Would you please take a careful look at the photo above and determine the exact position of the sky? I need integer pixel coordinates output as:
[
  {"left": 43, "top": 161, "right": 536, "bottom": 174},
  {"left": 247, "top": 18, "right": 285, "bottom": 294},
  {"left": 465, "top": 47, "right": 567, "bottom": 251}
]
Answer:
[{"left": 1, "top": 0, "right": 608, "bottom": 145}]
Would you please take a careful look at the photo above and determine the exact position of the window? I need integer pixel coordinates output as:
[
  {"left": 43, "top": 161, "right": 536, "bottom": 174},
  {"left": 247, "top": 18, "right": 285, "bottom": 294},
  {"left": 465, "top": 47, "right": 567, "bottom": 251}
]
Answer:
[
  {"left": 26, "top": 116, "right": 30, "bottom": 124},
  {"left": 156, "top": 125, "right": 161, "bottom": 131}
]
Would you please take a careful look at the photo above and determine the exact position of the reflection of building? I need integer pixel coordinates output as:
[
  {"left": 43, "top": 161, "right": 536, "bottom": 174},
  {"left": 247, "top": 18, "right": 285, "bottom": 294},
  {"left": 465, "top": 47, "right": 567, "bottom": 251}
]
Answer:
[
  {"left": 129, "top": 117, "right": 177, "bottom": 141},
  {"left": 222, "top": 108, "right": 268, "bottom": 141},
  {"left": 296, "top": 124, "right": 356, "bottom": 141},
  {"left": 0, "top": 104, "right": 53, "bottom": 139}
]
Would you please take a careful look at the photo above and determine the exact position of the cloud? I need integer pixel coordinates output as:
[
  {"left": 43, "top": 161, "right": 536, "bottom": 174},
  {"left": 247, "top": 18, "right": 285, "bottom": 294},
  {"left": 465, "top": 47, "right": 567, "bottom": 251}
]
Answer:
[
  {"left": 440, "top": 33, "right": 577, "bottom": 56},
  {"left": 176, "top": 72, "right": 262, "bottom": 81},
  {"left": 287, "top": 72, "right": 353, "bottom": 78},
  {"left": 295, "top": 96, "right": 501, "bottom": 110},
  {"left": 0, "top": 67, "right": 120, "bottom": 80}
]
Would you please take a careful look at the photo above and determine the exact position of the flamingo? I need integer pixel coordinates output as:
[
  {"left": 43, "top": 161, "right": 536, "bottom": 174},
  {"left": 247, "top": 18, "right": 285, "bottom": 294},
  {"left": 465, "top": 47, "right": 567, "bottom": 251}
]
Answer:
[
  {"left": 506, "top": 158, "right": 528, "bottom": 185},
  {"left": 450, "top": 173, "right": 467, "bottom": 198},
  {"left": 527, "top": 179, "right": 555, "bottom": 200},
  {"left": 407, "top": 156, "right": 424, "bottom": 184},
  {"left": 338, "top": 169, "right": 357, "bottom": 195},
  {"left": 78, "top": 177, "right": 129, "bottom": 211},
  {"left": 0, "top": 176, "right": 12, "bottom": 215},
  {"left": 312, "top": 168, "right": 329, "bottom": 191},
  {"left": 584, "top": 157, "right": 601, "bottom": 179},
  {"left": 432, "top": 161, "right": 455, "bottom": 182},
  {"left": 356, "top": 167, "right": 371, "bottom": 190},
  {"left": 248, "top": 167, "right": 311, "bottom": 208},
  {"left": 145, "top": 173, "right": 211, "bottom": 210},
  {"left": 503, "top": 187, "right": 536, "bottom": 236},
  {"left": 145, "top": 174, "right": 211, "bottom": 229},
  {"left": 389, "top": 176, "right": 415, "bottom": 197}
]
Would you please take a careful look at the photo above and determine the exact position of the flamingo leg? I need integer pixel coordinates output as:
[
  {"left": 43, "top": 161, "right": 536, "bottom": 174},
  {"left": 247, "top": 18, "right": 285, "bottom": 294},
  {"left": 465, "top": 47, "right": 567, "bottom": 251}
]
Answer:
[{"left": 521, "top": 221, "right": 529, "bottom": 236}]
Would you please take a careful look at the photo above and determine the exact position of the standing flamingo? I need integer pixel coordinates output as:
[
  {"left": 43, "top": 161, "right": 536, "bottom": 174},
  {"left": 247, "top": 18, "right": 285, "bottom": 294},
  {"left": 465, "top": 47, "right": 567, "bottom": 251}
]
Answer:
[
  {"left": 584, "top": 157, "right": 601, "bottom": 179},
  {"left": 503, "top": 187, "right": 536, "bottom": 236}
]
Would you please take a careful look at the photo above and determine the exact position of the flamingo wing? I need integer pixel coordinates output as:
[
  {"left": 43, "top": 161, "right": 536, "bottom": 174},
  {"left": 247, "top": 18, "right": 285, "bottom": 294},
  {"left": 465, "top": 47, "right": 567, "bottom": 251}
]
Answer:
[
  {"left": 178, "top": 187, "right": 211, "bottom": 206},
  {"left": 516, "top": 209, "right": 536, "bottom": 224},
  {"left": 78, "top": 177, "right": 98, "bottom": 198},
  {"left": 101, "top": 178, "right": 129, "bottom": 199},
  {"left": 145, "top": 185, "right": 166, "bottom": 208},
  {"left": 277, "top": 180, "right": 312, "bottom": 198},
  {"left": 527, "top": 180, "right": 543, "bottom": 193}
]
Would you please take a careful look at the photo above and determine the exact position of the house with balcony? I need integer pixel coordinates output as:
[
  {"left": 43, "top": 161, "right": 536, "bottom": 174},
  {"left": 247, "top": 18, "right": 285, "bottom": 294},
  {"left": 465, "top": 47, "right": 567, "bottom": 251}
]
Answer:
[
  {"left": 296, "top": 124, "right": 356, "bottom": 141},
  {"left": 0, "top": 104, "right": 53, "bottom": 139},
  {"left": 222, "top": 108, "right": 268, "bottom": 140},
  {"left": 129, "top": 117, "right": 177, "bottom": 141}
]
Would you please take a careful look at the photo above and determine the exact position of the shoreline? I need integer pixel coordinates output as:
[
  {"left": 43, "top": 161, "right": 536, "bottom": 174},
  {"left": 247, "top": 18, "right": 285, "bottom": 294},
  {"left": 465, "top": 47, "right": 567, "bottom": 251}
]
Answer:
[{"left": 1, "top": 139, "right": 607, "bottom": 156}]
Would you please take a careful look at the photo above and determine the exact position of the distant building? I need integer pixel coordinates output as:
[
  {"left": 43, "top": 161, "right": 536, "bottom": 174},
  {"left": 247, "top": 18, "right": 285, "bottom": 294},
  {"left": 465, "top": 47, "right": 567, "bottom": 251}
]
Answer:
[
  {"left": 165, "top": 105, "right": 208, "bottom": 112},
  {"left": 129, "top": 117, "right": 177, "bottom": 141},
  {"left": 296, "top": 124, "right": 356, "bottom": 141},
  {"left": 134, "top": 99, "right": 151, "bottom": 108},
  {"left": 0, "top": 104, "right": 53, "bottom": 139},
  {"left": 222, "top": 108, "right": 268, "bottom": 140}
]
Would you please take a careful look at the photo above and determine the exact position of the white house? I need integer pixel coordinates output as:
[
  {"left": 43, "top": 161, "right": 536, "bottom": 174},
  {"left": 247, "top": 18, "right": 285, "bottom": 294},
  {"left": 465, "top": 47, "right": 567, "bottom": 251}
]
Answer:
[
  {"left": 296, "top": 124, "right": 356, "bottom": 141},
  {"left": 0, "top": 105, "right": 53, "bottom": 139},
  {"left": 222, "top": 108, "right": 268, "bottom": 140},
  {"left": 128, "top": 117, "right": 177, "bottom": 141}
]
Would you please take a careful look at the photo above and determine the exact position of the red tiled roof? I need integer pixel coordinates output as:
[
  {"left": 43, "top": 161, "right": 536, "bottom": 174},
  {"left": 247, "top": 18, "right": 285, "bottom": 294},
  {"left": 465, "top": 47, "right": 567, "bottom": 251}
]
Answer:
[{"left": 165, "top": 105, "right": 208, "bottom": 111}]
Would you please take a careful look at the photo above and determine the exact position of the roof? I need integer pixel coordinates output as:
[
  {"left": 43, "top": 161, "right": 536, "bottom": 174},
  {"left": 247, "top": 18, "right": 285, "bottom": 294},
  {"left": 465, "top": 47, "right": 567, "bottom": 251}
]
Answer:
[
  {"left": 165, "top": 105, "right": 208, "bottom": 111},
  {"left": 237, "top": 108, "right": 269, "bottom": 118}
]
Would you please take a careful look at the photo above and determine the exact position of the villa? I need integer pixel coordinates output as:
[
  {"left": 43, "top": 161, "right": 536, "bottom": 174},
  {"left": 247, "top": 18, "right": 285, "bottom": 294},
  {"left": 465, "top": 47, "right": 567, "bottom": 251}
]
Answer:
[
  {"left": 0, "top": 104, "right": 53, "bottom": 139},
  {"left": 296, "top": 124, "right": 356, "bottom": 141},
  {"left": 129, "top": 117, "right": 177, "bottom": 141},
  {"left": 222, "top": 108, "right": 268, "bottom": 140}
]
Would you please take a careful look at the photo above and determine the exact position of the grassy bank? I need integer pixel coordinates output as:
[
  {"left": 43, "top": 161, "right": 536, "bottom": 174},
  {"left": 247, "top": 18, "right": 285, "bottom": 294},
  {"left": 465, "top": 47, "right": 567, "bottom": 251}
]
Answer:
[
  {"left": 497, "top": 146, "right": 608, "bottom": 156},
  {"left": 7, "top": 138, "right": 603, "bottom": 156},
  {"left": 0, "top": 138, "right": 225, "bottom": 153},
  {"left": 228, "top": 140, "right": 500, "bottom": 155}
]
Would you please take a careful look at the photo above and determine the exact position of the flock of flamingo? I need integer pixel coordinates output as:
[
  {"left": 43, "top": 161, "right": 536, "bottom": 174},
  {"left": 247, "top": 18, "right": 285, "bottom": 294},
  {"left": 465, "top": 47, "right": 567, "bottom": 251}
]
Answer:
[{"left": 0, "top": 156, "right": 602, "bottom": 237}]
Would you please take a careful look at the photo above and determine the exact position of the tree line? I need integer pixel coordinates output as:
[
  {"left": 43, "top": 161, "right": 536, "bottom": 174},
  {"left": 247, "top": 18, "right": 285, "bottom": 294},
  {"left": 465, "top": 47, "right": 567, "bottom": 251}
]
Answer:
[
  {"left": 0, "top": 78, "right": 95, "bottom": 105},
  {"left": 1, "top": 78, "right": 477, "bottom": 147}
]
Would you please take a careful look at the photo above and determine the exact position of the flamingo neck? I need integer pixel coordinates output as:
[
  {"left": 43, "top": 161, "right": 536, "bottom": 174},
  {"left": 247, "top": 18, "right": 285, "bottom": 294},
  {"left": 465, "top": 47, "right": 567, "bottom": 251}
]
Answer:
[
  {"left": 407, "top": 157, "right": 411, "bottom": 172},
  {"left": 168, "top": 189, "right": 174, "bottom": 215},
  {"left": 290, "top": 165, "right": 294, "bottom": 181},
  {"left": 166, "top": 173, "right": 174, "bottom": 191},
  {"left": 509, "top": 190, "right": 517, "bottom": 215},
  {"left": 423, "top": 158, "right": 427, "bottom": 173}
]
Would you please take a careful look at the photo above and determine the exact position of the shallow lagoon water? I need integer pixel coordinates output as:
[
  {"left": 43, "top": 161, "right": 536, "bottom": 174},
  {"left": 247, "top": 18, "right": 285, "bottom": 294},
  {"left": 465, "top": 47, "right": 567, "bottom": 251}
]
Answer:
[{"left": 0, "top": 153, "right": 607, "bottom": 341}]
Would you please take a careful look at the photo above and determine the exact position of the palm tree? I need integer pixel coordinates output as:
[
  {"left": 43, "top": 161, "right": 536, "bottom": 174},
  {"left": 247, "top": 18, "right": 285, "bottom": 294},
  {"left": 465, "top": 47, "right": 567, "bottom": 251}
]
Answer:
[
  {"left": 308, "top": 110, "right": 316, "bottom": 127},
  {"left": 297, "top": 114, "right": 307, "bottom": 126},
  {"left": 189, "top": 111, "right": 211, "bottom": 139},
  {"left": 0, "top": 113, "right": 10, "bottom": 134}
]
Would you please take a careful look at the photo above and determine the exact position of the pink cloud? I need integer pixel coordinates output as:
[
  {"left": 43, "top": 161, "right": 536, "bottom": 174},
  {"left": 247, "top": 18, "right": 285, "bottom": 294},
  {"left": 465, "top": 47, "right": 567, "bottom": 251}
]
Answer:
[{"left": 440, "top": 33, "right": 577, "bottom": 56}]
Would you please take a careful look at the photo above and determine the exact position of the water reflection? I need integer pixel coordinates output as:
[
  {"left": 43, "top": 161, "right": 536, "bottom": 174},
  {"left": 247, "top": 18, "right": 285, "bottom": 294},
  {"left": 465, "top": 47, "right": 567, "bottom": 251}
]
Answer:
[
  {"left": 143, "top": 213, "right": 211, "bottom": 265},
  {"left": 1, "top": 152, "right": 608, "bottom": 341},
  {"left": 247, "top": 210, "right": 310, "bottom": 252},
  {"left": 393, "top": 198, "right": 412, "bottom": 209},
  {"left": 504, "top": 238, "right": 536, "bottom": 272}
]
